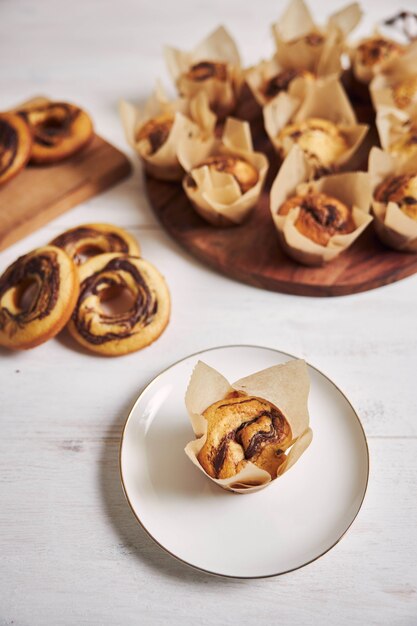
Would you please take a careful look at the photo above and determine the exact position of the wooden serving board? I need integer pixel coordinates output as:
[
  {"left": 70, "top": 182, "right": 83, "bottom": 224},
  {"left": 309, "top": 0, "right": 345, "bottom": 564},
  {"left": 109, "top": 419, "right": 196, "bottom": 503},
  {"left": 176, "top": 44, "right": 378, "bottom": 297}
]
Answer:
[
  {"left": 145, "top": 86, "right": 417, "bottom": 297},
  {"left": 0, "top": 98, "right": 132, "bottom": 252}
]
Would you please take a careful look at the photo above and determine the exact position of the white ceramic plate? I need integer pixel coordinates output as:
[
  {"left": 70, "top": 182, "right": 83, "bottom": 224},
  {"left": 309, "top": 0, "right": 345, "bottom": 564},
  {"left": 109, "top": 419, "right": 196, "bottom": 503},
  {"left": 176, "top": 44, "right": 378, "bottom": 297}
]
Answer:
[{"left": 120, "top": 345, "right": 369, "bottom": 578}]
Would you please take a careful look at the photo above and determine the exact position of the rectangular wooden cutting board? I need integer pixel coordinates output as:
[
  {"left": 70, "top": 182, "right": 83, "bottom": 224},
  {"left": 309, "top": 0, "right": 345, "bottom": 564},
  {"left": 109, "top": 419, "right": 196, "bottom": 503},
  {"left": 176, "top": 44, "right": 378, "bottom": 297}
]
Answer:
[{"left": 0, "top": 98, "right": 132, "bottom": 252}]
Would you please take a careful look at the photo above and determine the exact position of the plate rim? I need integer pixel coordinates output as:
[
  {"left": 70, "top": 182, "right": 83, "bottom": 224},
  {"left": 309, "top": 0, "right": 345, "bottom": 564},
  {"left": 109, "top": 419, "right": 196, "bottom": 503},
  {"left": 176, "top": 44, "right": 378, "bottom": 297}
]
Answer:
[{"left": 119, "top": 344, "right": 370, "bottom": 579}]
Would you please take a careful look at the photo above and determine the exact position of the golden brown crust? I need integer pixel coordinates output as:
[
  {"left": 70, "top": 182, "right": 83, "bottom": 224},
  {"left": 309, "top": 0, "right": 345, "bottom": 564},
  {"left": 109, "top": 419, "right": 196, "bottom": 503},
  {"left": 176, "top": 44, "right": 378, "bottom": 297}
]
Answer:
[
  {"left": 67, "top": 253, "right": 170, "bottom": 356},
  {"left": 18, "top": 101, "right": 94, "bottom": 164},
  {"left": 195, "top": 155, "right": 259, "bottom": 194},
  {"left": 278, "top": 192, "right": 356, "bottom": 246},
  {"left": 135, "top": 113, "right": 174, "bottom": 155},
  {"left": 392, "top": 76, "right": 417, "bottom": 109},
  {"left": 262, "top": 68, "right": 314, "bottom": 101},
  {"left": 0, "top": 246, "right": 79, "bottom": 350},
  {"left": 50, "top": 223, "right": 140, "bottom": 265},
  {"left": 185, "top": 60, "right": 228, "bottom": 82},
  {"left": 277, "top": 117, "right": 348, "bottom": 172},
  {"left": 356, "top": 37, "right": 404, "bottom": 68},
  {"left": 0, "top": 112, "right": 32, "bottom": 186},
  {"left": 374, "top": 173, "right": 417, "bottom": 220},
  {"left": 197, "top": 391, "right": 292, "bottom": 480}
]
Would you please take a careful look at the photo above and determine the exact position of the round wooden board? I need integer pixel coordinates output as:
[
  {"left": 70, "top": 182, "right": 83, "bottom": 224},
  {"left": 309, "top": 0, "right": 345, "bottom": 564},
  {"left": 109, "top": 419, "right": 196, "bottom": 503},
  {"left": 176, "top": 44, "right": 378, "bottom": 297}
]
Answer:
[{"left": 145, "top": 86, "right": 417, "bottom": 297}]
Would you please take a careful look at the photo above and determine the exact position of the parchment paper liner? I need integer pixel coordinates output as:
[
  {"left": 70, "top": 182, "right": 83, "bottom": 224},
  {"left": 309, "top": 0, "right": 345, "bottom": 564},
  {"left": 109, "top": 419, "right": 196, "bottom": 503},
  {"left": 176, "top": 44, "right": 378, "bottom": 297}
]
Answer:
[
  {"left": 369, "top": 146, "right": 417, "bottom": 252},
  {"left": 164, "top": 25, "right": 243, "bottom": 119},
  {"left": 370, "top": 43, "right": 417, "bottom": 113},
  {"left": 270, "top": 146, "right": 373, "bottom": 265},
  {"left": 184, "top": 359, "right": 312, "bottom": 494},
  {"left": 120, "top": 85, "right": 216, "bottom": 181},
  {"left": 178, "top": 117, "right": 269, "bottom": 226},
  {"left": 350, "top": 30, "right": 407, "bottom": 85},
  {"left": 271, "top": 0, "right": 362, "bottom": 76},
  {"left": 263, "top": 76, "right": 368, "bottom": 174},
  {"left": 375, "top": 103, "right": 417, "bottom": 156}
]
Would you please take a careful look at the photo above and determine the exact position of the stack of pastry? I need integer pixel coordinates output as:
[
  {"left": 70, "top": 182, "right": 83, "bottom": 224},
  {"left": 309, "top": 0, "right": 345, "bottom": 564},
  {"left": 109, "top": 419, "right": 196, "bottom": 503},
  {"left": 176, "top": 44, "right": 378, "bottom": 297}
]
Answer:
[{"left": 0, "top": 224, "right": 170, "bottom": 354}]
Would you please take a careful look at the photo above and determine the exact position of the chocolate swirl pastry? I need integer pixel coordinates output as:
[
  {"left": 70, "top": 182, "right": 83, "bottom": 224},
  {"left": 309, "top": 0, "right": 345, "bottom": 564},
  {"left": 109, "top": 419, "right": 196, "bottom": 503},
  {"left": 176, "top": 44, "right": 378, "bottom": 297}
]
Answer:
[
  {"left": 197, "top": 392, "right": 293, "bottom": 479},
  {"left": 135, "top": 114, "right": 174, "bottom": 156},
  {"left": 356, "top": 37, "right": 404, "bottom": 68},
  {"left": 392, "top": 76, "right": 417, "bottom": 110},
  {"left": 68, "top": 253, "right": 170, "bottom": 356},
  {"left": 374, "top": 173, "right": 417, "bottom": 220},
  {"left": 0, "top": 112, "right": 32, "bottom": 186},
  {"left": 278, "top": 192, "right": 356, "bottom": 246},
  {"left": 0, "top": 246, "right": 79, "bottom": 350},
  {"left": 277, "top": 118, "right": 349, "bottom": 174},
  {"left": 18, "top": 101, "right": 94, "bottom": 164},
  {"left": 185, "top": 60, "right": 228, "bottom": 82},
  {"left": 189, "top": 155, "right": 259, "bottom": 194},
  {"left": 263, "top": 68, "right": 314, "bottom": 101},
  {"left": 50, "top": 223, "right": 140, "bottom": 265}
]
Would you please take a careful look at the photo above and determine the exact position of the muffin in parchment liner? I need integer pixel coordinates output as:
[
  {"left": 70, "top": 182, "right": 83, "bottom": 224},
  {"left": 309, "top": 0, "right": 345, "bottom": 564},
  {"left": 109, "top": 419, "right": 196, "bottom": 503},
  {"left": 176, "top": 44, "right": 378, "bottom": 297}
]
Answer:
[
  {"left": 263, "top": 76, "right": 368, "bottom": 176},
  {"left": 178, "top": 117, "right": 268, "bottom": 226},
  {"left": 120, "top": 85, "right": 216, "bottom": 181},
  {"left": 271, "top": 0, "right": 362, "bottom": 77},
  {"left": 184, "top": 359, "right": 312, "bottom": 494},
  {"left": 375, "top": 103, "right": 417, "bottom": 159},
  {"left": 370, "top": 43, "right": 417, "bottom": 113},
  {"left": 369, "top": 146, "right": 417, "bottom": 252},
  {"left": 350, "top": 31, "right": 406, "bottom": 85},
  {"left": 270, "top": 146, "right": 373, "bottom": 266},
  {"left": 164, "top": 25, "right": 243, "bottom": 119}
]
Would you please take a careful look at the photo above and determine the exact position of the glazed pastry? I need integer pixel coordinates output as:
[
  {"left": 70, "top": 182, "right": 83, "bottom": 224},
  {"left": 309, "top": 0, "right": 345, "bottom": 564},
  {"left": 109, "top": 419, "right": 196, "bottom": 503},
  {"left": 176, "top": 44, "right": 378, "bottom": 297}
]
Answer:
[
  {"left": 135, "top": 113, "right": 174, "bottom": 156},
  {"left": 262, "top": 68, "right": 315, "bottom": 101},
  {"left": 392, "top": 76, "right": 417, "bottom": 110},
  {"left": 50, "top": 224, "right": 140, "bottom": 265},
  {"left": 0, "top": 112, "right": 32, "bottom": 186},
  {"left": 197, "top": 391, "right": 293, "bottom": 479},
  {"left": 185, "top": 61, "right": 228, "bottom": 83},
  {"left": 18, "top": 101, "right": 94, "bottom": 164},
  {"left": 276, "top": 118, "right": 349, "bottom": 173},
  {"left": 278, "top": 192, "right": 356, "bottom": 245},
  {"left": 189, "top": 155, "right": 259, "bottom": 194},
  {"left": 389, "top": 126, "right": 417, "bottom": 158},
  {"left": 68, "top": 253, "right": 170, "bottom": 356},
  {"left": 0, "top": 246, "right": 79, "bottom": 350},
  {"left": 374, "top": 174, "right": 417, "bottom": 220}
]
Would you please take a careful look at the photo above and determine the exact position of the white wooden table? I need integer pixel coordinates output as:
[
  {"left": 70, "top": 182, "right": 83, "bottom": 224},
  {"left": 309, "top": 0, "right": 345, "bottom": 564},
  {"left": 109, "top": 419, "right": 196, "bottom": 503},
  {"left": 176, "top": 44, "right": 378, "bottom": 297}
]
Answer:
[{"left": 1, "top": 1, "right": 416, "bottom": 624}]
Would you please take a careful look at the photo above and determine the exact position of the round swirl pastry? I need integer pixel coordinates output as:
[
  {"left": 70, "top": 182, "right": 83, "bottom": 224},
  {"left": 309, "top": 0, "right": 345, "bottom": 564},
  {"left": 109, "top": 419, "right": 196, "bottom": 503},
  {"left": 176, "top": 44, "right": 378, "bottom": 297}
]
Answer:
[
  {"left": 277, "top": 118, "right": 348, "bottom": 173},
  {"left": 189, "top": 155, "right": 259, "bottom": 194},
  {"left": 392, "top": 76, "right": 417, "bottom": 110},
  {"left": 263, "top": 68, "right": 314, "bottom": 101},
  {"left": 135, "top": 114, "right": 174, "bottom": 156},
  {"left": 50, "top": 223, "right": 140, "bottom": 265},
  {"left": 67, "top": 253, "right": 170, "bottom": 355},
  {"left": 185, "top": 61, "right": 228, "bottom": 82},
  {"left": 197, "top": 391, "right": 293, "bottom": 479},
  {"left": 374, "top": 174, "right": 417, "bottom": 221},
  {"left": 0, "top": 246, "right": 79, "bottom": 350},
  {"left": 0, "top": 112, "right": 32, "bottom": 186},
  {"left": 355, "top": 37, "right": 404, "bottom": 69},
  {"left": 18, "top": 101, "right": 94, "bottom": 164},
  {"left": 278, "top": 192, "right": 356, "bottom": 246}
]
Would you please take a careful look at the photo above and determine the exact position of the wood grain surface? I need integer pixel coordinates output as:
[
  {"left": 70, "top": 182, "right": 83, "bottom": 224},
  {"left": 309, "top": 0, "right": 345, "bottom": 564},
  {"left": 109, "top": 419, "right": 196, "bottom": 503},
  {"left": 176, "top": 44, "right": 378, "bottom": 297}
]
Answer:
[
  {"left": 146, "top": 86, "right": 417, "bottom": 297},
  {"left": 0, "top": 105, "right": 132, "bottom": 251}
]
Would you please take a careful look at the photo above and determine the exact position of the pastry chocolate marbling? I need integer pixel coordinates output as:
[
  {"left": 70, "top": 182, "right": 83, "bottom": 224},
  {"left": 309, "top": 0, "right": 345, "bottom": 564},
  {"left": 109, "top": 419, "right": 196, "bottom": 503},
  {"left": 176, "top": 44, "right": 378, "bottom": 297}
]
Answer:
[
  {"left": 189, "top": 154, "right": 259, "bottom": 194},
  {"left": 50, "top": 223, "right": 140, "bottom": 265},
  {"left": 278, "top": 192, "right": 356, "bottom": 246},
  {"left": 197, "top": 391, "right": 293, "bottom": 479},
  {"left": 262, "top": 68, "right": 314, "bottom": 101},
  {"left": 355, "top": 37, "right": 404, "bottom": 69},
  {"left": 0, "top": 246, "right": 79, "bottom": 350},
  {"left": 0, "top": 112, "right": 32, "bottom": 186},
  {"left": 277, "top": 118, "right": 349, "bottom": 174},
  {"left": 185, "top": 60, "right": 228, "bottom": 82},
  {"left": 374, "top": 173, "right": 417, "bottom": 221},
  {"left": 135, "top": 113, "right": 174, "bottom": 155},
  {"left": 18, "top": 101, "right": 93, "bottom": 163},
  {"left": 67, "top": 253, "right": 170, "bottom": 356}
]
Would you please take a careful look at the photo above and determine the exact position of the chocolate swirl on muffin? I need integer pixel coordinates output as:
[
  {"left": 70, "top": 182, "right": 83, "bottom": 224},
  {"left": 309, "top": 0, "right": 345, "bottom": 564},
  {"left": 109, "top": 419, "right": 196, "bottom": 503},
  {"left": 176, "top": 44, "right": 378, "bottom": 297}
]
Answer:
[
  {"left": 374, "top": 173, "right": 417, "bottom": 220},
  {"left": 186, "top": 61, "right": 228, "bottom": 82},
  {"left": 136, "top": 114, "right": 174, "bottom": 155},
  {"left": 190, "top": 154, "right": 259, "bottom": 194},
  {"left": 263, "top": 68, "right": 314, "bottom": 100}
]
